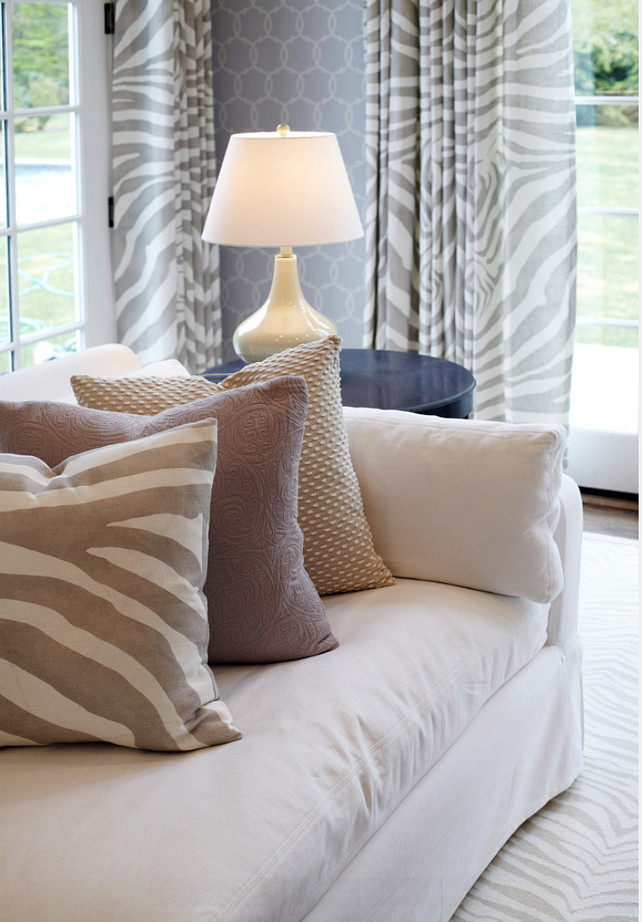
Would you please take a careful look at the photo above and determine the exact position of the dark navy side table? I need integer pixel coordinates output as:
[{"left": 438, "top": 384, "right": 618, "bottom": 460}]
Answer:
[{"left": 204, "top": 348, "right": 475, "bottom": 419}]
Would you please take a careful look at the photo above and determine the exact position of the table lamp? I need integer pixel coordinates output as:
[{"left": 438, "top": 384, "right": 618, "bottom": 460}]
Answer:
[{"left": 202, "top": 125, "right": 364, "bottom": 362}]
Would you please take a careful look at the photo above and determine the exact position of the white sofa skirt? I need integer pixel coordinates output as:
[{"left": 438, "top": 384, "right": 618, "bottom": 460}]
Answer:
[
  {"left": 305, "top": 637, "right": 583, "bottom": 921},
  {"left": 0, "top": 579, "right": 582, "bottom": 922}
]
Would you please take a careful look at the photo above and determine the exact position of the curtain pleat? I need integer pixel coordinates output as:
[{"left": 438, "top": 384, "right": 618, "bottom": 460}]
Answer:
[
  {"left": 111, "top": 0, "right": 221, "bottom": 372},
  {"left": 365, "top": 0, "right": 577, "bottom": 423}
]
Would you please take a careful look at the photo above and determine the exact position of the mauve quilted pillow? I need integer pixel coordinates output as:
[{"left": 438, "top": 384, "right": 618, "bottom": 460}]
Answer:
[
  {"left": 71, "top": 336, "right": 395, "bottom": 597},
  {"left": 0, "top": 376, "right": 338, "bottom": 664}
]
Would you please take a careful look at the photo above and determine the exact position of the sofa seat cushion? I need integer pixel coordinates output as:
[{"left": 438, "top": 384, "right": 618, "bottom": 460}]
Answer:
[{"left": 0, "top": 579, "right": 547, "bottom": 922}]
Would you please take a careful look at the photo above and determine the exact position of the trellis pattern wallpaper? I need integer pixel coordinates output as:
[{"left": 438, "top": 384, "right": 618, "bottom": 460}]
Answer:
[{"left": 210, "top": 0, "right": 367, "bottom": 358}]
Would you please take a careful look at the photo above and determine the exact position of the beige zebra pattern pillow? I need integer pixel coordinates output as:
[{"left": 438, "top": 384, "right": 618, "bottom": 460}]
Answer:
[
  {"left": 0, "top": 421, "right": 242, "bottom": 751},
  {"left": 72, "top": 335, "right": 395, "bottom": 596}
]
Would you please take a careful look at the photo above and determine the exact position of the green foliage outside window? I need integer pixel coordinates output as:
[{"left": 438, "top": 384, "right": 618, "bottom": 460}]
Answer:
[
  {"left": 572, "top": 0, "right": 639, "bottom": 348},
  {"left": 573, "top": 0, "right": 638, "bottom": 125},
  {"left": 12, "top": 3, "right": 70, "bottom": 130}
]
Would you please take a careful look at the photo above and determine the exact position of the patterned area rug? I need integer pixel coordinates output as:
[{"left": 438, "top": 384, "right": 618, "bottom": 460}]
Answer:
[{"left": 451, "top": 533, "right": 639, "bottom": 922}]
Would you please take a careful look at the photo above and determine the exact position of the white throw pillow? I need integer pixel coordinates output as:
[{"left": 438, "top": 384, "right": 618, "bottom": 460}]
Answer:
[
  {"left": 133, "top": 359, "right": 191, "bottom": 378},
  {"left": 343, "top": 407, "right": 566, "bottom": 604}
]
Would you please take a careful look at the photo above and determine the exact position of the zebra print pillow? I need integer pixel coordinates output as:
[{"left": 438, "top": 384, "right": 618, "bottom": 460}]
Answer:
[{"left": 0, "top": 421, "right": 242, "bottom": 751}]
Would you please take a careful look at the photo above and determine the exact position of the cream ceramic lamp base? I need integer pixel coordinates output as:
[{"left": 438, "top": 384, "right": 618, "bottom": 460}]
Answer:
[
  {"left": 232, "top": 247, "right": 336, "bottom": 363},
  {"left": 202, "top": 126, "right": 363, "bottom": 361}
]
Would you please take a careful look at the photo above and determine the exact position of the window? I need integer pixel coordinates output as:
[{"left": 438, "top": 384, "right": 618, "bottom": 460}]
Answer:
[
  {"left": 567, "top": 0, "right": 639, "bottom": 494},
  {"left": 573, "top": 0, "right": 638, "bottom": 349},
  {"left": 0, "top": 0, "right": 112, "bottom": 373}
]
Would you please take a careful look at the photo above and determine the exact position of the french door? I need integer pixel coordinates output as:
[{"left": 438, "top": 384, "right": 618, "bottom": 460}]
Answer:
[
  {"left": 567, "top": 0, "right": 638, "bottom": 494},
  {"left": 0, "top": 0, "right": 113, "bottom": 373}
]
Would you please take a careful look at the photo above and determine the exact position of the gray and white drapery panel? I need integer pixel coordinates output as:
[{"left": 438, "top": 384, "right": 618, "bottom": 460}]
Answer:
[
  {"left": 364, "top": 0, "right": 577, "bottom": 423},
  {"left": 111, "top": 0, "right": 222, "bottom": 372}
]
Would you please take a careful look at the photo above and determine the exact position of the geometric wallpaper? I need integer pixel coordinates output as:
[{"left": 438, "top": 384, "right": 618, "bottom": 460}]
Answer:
[{"left": 210, "top": 0, "right": 367, "bottom": 358}]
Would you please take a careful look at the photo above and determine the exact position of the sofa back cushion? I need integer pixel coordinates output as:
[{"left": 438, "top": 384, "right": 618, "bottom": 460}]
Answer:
[{"left": 343, "top": 407, "right": 566, "bottom": 604}]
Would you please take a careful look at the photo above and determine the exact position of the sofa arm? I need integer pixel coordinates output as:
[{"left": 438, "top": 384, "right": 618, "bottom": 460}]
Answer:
[
  {"left": 0, "top": 344, "right": 142, "bottom": 403},
  {"left": 343, "top": 405, "right": 573, "bottom": 607},
  {"left": 546, "top": 474, "right": 583, "bottom": 645}
]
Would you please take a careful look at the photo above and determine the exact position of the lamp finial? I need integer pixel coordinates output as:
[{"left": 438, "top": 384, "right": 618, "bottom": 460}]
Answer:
[{"left": 277, "top": 123, "right": 290, "bottom": 137}]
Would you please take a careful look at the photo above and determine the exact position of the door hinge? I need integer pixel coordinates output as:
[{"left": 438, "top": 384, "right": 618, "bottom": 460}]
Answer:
[
  {"left": 108, "top": 196, "right": 114, "bottom": 228},
  {"left": 104, "top": 2, "right": 115, "bottom": 35}
]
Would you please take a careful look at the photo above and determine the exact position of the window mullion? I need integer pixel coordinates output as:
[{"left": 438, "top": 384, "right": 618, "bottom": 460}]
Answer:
[
  {"left": 578, "top": 206, "right": 638, "bottom": 217},
  {"left": 575, "top": 95, "right": 639, "bottom": 105},
  {"left": 2, "top": 0, "right": 21, "bottom": 368}
]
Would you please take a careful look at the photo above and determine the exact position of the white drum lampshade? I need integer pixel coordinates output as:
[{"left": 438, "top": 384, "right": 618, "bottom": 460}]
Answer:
[{"left": 202, "top": 125, "right": 363, "bottom": 362}]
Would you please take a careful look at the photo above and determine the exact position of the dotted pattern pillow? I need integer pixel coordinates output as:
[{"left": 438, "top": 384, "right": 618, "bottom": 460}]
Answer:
[
  {"left": 0, "top": 421, "right": 242, "bottom": 751},
  {"left": 72, "top": 336, "right": 395, "bottom": 596}
]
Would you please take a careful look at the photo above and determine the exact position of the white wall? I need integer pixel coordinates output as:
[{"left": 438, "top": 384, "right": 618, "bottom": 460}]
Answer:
[{"left": 567, "top": 344, "right": 639, "bottom": 493}]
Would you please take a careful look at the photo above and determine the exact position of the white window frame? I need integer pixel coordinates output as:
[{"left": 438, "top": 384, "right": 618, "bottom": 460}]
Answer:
[
  {"left": 76, "top": 0, "right": 114, "bottom": 347},
  {"left": 0, "top": 0, "right": 114, "bottom": 371}
]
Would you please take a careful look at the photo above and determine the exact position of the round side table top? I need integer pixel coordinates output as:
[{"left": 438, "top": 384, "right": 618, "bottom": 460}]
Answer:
[
  {"left": 203, "top": 347, "right": 476, "bottom": 419},
  {"left": 337, "top": 349, "right": 475, "bottom": 418}
]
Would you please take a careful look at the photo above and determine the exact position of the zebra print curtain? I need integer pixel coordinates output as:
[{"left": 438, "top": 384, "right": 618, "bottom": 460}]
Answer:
[
  {"left": 364, "top": 0, "right": 577, "bottom": 423},
  {"left": 111, "top": 0, "right": 222, "bottom": 372}
]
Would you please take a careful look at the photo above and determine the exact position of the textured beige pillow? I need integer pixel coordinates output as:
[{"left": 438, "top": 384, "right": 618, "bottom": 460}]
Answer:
[
  {"left": 0, "top": 421, "right": 242, "bottom": 751},
  {"left": 72, "top": 336, "right": 394, "bottom": 596}
]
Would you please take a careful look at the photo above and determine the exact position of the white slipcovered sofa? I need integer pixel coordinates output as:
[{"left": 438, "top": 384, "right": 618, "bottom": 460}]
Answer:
[{"left": 0, "top": 344, "right": 583, "bottom": 922}]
